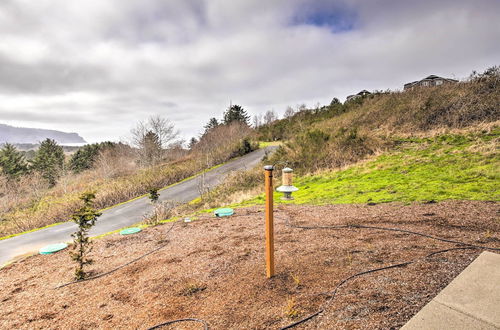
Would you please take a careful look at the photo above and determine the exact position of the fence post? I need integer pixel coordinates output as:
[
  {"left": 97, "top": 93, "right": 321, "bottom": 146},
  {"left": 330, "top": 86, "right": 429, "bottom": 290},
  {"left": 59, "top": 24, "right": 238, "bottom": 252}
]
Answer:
[{"left": 264, "top": 165, "right": 275, "bottom": 278}]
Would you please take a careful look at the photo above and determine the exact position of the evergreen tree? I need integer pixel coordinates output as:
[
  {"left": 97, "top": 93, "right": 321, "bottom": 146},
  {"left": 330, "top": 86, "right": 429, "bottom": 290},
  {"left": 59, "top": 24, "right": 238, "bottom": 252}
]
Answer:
[
  {"left": 30, "top": 139, "right": 65, "bottom": 186},
  {"left": 0, "top": 143, "right": 28, "bottom": 179},
  {"left": 204, "top": 117, "right": 219, "bottom": 132},
  {"left": 330, "top": 97, "right": 341, "bottom": 106},
  {"left": 148, "top": 187, "right": 159, "bottom": 203},
  {"left": 69, "top": 142, "right": 115, "bottom": 173},
  {"left": 188, "top": 137, "right": 198, "bottom": 150},
  {"left": 70, "top": 192, "right": 101, "bottom": 280},
  {"left": 222, "top": 104, "right": 250, "bottom": 126},
  {"left": 140, "top": 130, "right": 162, "bottom": 166}
]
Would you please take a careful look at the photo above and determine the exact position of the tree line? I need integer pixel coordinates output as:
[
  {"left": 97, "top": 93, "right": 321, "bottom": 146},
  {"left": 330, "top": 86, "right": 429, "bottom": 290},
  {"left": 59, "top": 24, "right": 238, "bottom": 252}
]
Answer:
[
  {"left": 0, "top": 139, "right": 122, "bottom": 186},
  {"left": 0, "top": 103, "right": 258, "bottom": 188}
]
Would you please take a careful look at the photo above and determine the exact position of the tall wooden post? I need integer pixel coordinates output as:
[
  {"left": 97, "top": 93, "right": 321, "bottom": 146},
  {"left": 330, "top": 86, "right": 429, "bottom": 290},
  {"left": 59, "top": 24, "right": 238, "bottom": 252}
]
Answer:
[{"left": 264, "top": 165, "right": 275, "bottom": 278}]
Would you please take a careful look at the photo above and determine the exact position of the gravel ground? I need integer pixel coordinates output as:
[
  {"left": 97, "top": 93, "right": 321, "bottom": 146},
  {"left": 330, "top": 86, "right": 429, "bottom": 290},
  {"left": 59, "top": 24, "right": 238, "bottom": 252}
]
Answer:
[{"left": 1, "top": 201, "right": 499, "bottom": 330}]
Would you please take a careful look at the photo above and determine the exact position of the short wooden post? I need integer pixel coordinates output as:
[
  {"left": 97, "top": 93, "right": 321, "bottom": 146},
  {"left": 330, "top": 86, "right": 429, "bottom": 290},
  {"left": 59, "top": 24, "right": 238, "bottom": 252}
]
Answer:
[{"left": 264, "top": 165, "right": 275, "bottom": 278}]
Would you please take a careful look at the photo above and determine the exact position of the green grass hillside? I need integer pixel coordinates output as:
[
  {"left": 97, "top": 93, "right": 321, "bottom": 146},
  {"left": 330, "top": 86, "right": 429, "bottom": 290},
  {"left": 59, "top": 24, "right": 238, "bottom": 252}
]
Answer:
[
  {"left": 185, "top": 128, "right": 498, "bottom": 215},
  {"left": 183, "top": 68, "right": 499, "bottom": 213},
  {"left": 240, "top": 131, "right": 499, "bottom": 206}
]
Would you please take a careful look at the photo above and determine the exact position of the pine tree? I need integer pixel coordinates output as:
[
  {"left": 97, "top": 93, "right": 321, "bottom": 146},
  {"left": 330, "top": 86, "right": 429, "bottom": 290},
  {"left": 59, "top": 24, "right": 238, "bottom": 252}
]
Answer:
[
  {"left": 223, "top": 105, "right": 250, "bottom": 126},
  {"left": 188, "top": 137, "right": 198, "bottom": 150},
  {"left": 69, "top": 142, "right": 115, "bottom": 173},
  {"left": 70, "top": 192, "right": 101, "bottom": 280},
  {"left": 330, "top": 97, "right": 341, "bottom": 106},
  {"left": 0, "top": 143, "right": 28, "bottom": 179},
  {"left": 140, "top": 130, "right": 162, "bottom": 166},
  {"left": 204, "top": 117, "right": 219, "bottom": 132},
  {"left": 30, "top": 139, "right": 65, "bottom": 186},
  {"left": 148, "top": 187, "right": 159, "bottom": 203}
]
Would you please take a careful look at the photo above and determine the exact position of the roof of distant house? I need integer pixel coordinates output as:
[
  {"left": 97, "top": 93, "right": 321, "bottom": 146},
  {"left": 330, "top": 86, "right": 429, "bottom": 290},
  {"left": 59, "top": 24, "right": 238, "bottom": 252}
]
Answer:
[{"left": 404, "top": 75, "right": 458, "bottom": 89}]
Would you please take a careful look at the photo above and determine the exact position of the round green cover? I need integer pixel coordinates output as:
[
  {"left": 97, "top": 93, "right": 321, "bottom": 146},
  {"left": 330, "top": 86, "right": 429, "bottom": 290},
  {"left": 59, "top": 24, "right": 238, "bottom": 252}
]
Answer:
[
  {"left": 214, "top": 208, "right": 234, "bottom": 217},
  {"left": 39, "top": 243, "right": 68, "bottom": 255},
  {"left": 120, "top": 227, "right": 142, "bottom": 235}
]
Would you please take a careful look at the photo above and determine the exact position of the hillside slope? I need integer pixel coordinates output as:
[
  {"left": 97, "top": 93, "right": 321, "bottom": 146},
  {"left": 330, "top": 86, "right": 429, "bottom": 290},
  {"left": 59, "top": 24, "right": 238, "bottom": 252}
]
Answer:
[{"left": 184, "top": 67, "right": 499, "bottom": 212}]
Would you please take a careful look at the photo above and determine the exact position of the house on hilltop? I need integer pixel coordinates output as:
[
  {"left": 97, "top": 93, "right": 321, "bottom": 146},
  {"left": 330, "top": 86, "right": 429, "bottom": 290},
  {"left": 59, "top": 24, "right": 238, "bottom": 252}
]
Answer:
[
  {"left": 346, "top": 90, "right": 371, "bottom": 102},
  {"left": 404, "top": 75, "right": 458, "bottom": 90}
]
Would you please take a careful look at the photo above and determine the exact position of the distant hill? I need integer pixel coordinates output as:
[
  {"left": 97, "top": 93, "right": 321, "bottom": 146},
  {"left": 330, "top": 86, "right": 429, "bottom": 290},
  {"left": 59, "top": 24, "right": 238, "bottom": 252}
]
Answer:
[{"left": 0, "top": 123, "right": 86, "bottom": 144}]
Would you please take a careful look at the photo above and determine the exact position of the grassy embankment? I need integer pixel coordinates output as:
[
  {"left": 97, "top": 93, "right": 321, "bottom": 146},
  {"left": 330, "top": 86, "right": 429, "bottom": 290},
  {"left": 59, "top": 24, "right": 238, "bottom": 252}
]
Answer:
[
  {"left": 185, "top": 68, "right": 500, "bottom": 213},
  {"left": 242, "top": 131, "right": 499, "bottom": 206},
  {"left": 184, "top": 130, "right": 498, "bottom": 216}
]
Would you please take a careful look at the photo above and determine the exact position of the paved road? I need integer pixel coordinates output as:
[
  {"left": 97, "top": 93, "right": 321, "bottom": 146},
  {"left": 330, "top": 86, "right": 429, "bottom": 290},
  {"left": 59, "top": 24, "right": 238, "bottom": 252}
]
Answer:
[{"left": 0, "top": 147, "right": 275, "bottom": 266}]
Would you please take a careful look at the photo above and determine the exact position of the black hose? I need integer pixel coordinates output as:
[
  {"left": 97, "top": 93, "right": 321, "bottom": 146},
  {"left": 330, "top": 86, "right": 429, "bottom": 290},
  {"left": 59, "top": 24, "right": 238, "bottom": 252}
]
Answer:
[
  {"left": 279, "top": 213, "right": 500, "bottom": 252},
  {"left": 280, "top": 246, "right": 477, "bottom": 329},
  {"left": 55, "top": 208, "right": 498, "bottom": 329},
  {"left": 148, "top": 318, "right": 209, "bottom": 330},
  {"left": 278, "top": 210, "right": 498, "bottom": 329},
  {"left": 351, "top": 224, "right": 500, "bottom": 251},
  {"left": 56, "top": 221, "right": 177, "bottom": 289}
]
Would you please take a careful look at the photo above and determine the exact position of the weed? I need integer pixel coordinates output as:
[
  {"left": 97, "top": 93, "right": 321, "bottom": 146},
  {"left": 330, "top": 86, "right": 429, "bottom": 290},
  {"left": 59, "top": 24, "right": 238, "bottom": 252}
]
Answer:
[
  {"left": 143, "top": 200, "right": 177, "bottom": 226},
  {"left": 344, "top": 252, "right": 353, "bottom": 266},
  {"left": 291, "top": 274, "right": 301, "bottom": 288},
  {"left": 284, "top": 297, "right": 301, "bottom": 319},
  {"left": 484, "top": 230, "right": 492, "bottom": 239},
  {"left": 180, "top": 282, "right": 207, "bottom": 296}
]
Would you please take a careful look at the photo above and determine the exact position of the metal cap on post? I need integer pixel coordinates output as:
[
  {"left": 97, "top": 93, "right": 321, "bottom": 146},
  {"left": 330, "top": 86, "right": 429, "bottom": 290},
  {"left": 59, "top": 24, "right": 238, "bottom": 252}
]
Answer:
[
  {"left": 277, "top": 167, "right": 299, "bottom": 200},
  {"left": 264, "top": 165, "right": 275, "bottom": 278}
]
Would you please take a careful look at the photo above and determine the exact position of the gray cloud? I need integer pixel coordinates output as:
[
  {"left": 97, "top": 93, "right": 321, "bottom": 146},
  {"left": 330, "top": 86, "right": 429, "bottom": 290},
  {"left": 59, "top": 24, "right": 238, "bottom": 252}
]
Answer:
[{"left": 0, "top": 0, "right": 498, "bottom": 142}]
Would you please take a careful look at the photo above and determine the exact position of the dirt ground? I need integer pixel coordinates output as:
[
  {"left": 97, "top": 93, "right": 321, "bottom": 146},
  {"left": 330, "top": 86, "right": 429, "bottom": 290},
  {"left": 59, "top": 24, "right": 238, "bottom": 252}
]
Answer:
[{"left": 1, "top": 201, "right": 499, "bottom": 330}]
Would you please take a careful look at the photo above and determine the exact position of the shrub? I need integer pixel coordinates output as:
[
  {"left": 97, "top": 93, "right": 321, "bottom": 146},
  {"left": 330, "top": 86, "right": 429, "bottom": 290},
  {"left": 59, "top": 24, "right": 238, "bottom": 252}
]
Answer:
[
  {"left": 30, "top": 139, "right": 64, "bottom": 186},
  {"left": 232, "top": 138, "right": 259, "bottom": 157},
  {"left": 143, "top": 200, "right": 176, "bottom": 226},
  {"left": 69, "top": 142, "right": 116, "bottom": 173},
  {"left": 148, "top": 187, "right": 160, "bottom": 203},
  {"left": 70, "top": 192, "right": 101, "bottom": 280},
  {"left": 0, "top": 143, "right": 28, "bottom": 179}
]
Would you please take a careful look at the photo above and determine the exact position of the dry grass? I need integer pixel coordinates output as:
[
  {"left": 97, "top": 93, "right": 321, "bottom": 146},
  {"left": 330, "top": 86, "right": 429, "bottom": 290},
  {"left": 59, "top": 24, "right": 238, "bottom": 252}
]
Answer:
[
  {"left": 0, "top": 153, "right": 207, "bottom": 237},
  {"left": 142, "top": 200, "right": 178, "bottom": 226},
  {"left": 268, "top": 70, "right": 500, "bottom": 174},
  {"left": 0, "top": 122, "right": 257, "bottom": 237}
]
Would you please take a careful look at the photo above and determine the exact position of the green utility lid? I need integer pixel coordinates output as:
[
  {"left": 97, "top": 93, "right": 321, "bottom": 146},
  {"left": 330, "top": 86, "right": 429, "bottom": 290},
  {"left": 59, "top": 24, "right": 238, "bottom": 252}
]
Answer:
[
  {"left": 120, "top": 227, "right": 142, "bottom": 235},
  {"left": 214, "top": 208, "right": 234, "bottom": 217},
  {"left": 39, "top": 243, "right": 68, "bottom": 255}
]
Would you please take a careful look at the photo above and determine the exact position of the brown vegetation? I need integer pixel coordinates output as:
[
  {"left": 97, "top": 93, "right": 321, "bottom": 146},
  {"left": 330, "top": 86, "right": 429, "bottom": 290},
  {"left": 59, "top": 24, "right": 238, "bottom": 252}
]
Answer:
[
  {"left": 260, "top": 66, "right": 500, "bottom": 174},
  {"left": 1, "top": 201, "right": 498, "bottom": 329},
  {"left": 0, "top": 121, "right": 255, "bottom": 237}
]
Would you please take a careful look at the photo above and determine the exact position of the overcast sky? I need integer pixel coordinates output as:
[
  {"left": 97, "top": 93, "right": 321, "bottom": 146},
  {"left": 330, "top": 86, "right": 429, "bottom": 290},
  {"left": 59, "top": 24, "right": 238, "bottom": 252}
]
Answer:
[{"left": 0, "top": 0, "right": 499, "bottom": 143}]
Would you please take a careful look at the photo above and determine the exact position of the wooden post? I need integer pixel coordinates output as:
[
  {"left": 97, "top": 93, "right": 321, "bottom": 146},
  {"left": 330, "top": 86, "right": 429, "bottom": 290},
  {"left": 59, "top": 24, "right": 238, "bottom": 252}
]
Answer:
[{"left": 264, "top": 165, "right": 275, "bottom": 278}]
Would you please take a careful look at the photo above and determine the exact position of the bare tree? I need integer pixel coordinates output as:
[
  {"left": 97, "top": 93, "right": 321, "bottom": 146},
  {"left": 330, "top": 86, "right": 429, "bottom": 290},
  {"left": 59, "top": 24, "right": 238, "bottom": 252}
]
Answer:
[
  {"left": 252, "top": 114, "right": 263, "bottom": 128},
  {"left": 131, "top": 115, "right": 179, "bottom": 166},
  {"left": 284, "top": 106, "right": 295, "bottom": 118},
  {"left": 95, "top": 143, "right": 135, "bottom": 178},
  {"left": 193, "top": 121, "right": 253, "bottom": 167},
  {"left": 263, "top": 110, "right": 278, "bottom": 125}
]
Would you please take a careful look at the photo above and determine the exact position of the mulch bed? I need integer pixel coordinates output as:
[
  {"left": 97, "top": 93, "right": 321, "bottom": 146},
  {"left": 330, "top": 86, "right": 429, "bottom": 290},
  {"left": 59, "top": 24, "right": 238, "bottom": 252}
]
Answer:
[{"left": 1, "top": 201, "right": 499, "bottom": 329}]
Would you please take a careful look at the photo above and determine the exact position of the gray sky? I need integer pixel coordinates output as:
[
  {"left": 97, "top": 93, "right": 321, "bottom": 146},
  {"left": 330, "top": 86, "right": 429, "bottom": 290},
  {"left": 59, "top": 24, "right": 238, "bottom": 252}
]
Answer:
[{"left": 0, "top": 0, "right": 499, "bottom": 143}]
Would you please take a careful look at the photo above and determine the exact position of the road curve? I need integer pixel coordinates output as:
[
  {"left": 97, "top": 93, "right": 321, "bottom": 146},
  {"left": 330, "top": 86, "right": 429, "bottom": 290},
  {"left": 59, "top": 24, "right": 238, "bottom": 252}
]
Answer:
[{"left": 0, "top": 147, "right": 275, "bottom": 266}]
